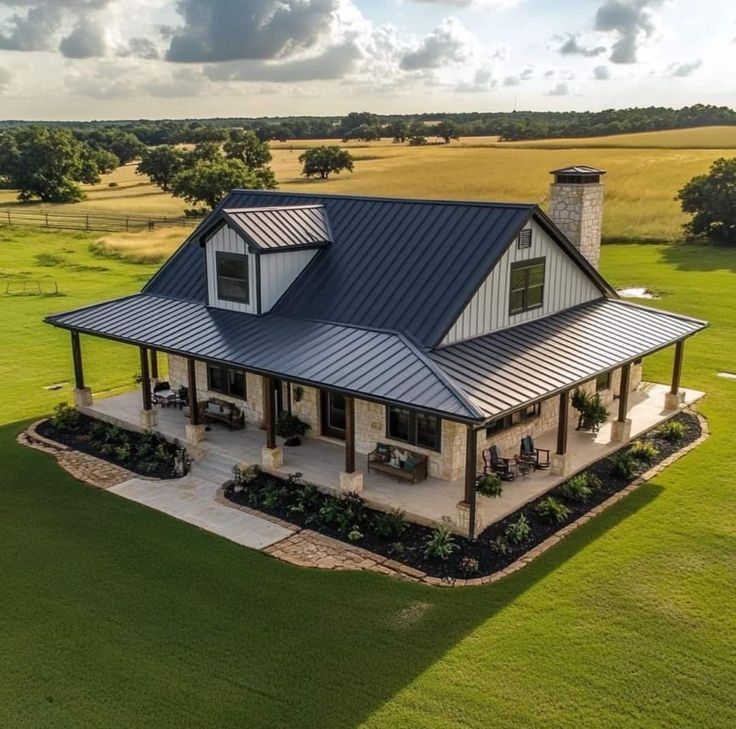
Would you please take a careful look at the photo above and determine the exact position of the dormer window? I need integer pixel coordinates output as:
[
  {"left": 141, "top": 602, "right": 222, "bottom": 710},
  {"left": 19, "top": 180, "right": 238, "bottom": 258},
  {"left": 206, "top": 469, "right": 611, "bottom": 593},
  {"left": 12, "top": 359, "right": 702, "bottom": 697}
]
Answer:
[{"left": 216, "top": 252, "right": 249, "bottom": 304}]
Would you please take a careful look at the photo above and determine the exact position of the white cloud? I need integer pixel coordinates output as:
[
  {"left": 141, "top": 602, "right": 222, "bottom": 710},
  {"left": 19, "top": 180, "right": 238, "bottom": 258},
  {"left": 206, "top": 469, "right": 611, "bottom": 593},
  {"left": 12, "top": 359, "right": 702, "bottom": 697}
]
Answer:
[{"left": 665, "top": 58, "right": 702, "bottom": 77}]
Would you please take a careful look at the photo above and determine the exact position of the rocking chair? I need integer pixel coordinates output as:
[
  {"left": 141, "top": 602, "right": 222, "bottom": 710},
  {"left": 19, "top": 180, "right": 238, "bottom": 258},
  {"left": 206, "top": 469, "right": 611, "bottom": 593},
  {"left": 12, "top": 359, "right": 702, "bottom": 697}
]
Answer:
[
  {"left": 519, "top": 435, "right": 550, "bottom": 470},
  {"left": 483, "top": 445, "right": 517, "bottom": 481}
]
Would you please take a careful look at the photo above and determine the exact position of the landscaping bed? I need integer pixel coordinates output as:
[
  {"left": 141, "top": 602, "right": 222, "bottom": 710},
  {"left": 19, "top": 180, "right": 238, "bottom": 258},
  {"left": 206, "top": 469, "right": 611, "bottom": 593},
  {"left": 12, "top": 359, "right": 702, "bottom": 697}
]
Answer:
[
  {"left": 226, "top": 412, "right": 701, "bottom": 580},
  {"left": 37, "top": 404, "right": 190, "bottom": 479}
]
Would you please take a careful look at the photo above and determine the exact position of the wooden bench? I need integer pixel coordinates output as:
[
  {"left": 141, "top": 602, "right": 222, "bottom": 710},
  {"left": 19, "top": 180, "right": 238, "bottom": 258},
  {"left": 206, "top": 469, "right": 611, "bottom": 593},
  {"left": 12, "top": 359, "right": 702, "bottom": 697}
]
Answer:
[
  {"left": 368, "top": 443, "right": 428, "bottom": 484},
  {"left": 199, "top": 399, "right": 245, "bottom": 431}
]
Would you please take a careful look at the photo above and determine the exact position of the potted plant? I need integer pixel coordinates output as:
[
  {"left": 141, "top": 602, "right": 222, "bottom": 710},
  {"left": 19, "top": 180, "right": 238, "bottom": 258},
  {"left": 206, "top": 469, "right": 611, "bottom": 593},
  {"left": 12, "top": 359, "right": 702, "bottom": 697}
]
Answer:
[
  {"left": 476, "top": 472, "right": 503, "bottom": 498},
  {"left": 275, "top": 412, "right": 310, "bottom": 446},
  {"left": 571, "top": 389, "right": 608, "bottom": 432}
]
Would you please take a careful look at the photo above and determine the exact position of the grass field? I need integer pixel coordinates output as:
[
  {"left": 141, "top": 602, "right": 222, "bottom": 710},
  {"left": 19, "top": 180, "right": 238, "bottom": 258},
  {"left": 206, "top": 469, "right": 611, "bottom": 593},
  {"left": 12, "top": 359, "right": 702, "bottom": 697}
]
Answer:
[
  {"left": 1, "top": 126, "right": 735, "bottom": 244},
  {"left": 1, "top": 225, "right": 735, "bottom": 727}
]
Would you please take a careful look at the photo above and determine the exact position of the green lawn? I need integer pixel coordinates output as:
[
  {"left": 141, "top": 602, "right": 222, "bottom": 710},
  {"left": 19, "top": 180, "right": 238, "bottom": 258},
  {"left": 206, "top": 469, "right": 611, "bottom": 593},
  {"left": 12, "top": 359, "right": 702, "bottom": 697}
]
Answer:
[{"left": 1, "top": 229, "right": 735, "bottom": 727}]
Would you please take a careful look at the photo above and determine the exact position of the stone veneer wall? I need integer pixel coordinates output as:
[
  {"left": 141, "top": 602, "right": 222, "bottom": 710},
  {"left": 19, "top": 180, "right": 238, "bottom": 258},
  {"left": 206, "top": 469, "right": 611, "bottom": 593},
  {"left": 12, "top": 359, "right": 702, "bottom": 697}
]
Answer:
[{"left": 549, "top": 183, "right": 604, "bottom": 269}]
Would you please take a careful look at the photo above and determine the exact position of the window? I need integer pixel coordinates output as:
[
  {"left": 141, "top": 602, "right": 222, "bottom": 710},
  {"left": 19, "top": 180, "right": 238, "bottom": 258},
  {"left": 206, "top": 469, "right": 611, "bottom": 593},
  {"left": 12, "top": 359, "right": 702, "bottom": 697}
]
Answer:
[
  {"left": 517, "top": 228, "right": 532, "bottom": 249},
  {"left": 485, "top": 403, "right": 541, "bottom": 436},
  {"left": 216, "top": 252, "right": 249, "bottom": 304},
  {"left": 595, "top": 372, "right": 611, "bottom": 392},
  {"left": 207, "top": 364, "right": 246, "bottom": 399},
  {"left": 386, "top": 407, "right": 441, "bottom": 452},
  {"left": 509, "top": 258, "right": 545, "bottom": 315}
]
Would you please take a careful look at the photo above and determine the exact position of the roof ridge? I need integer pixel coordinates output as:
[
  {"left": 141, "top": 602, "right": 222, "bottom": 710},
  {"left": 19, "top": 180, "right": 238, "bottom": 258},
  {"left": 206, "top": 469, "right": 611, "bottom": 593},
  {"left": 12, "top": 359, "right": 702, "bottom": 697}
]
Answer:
[{"left": 223, "top": 204, "right": 323, "bottom": 213}]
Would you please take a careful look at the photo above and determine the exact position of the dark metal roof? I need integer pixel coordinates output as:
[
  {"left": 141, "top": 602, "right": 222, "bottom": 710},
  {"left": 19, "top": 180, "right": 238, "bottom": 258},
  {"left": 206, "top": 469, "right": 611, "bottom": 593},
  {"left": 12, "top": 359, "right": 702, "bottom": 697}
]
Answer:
[
  {"left": 430, "top": 298, "right": 707, "bottom": 420},
  {"left": 46, "top": 295, "right": 481, "bottom": 421},
  {"left": 216, "top": 205, "right": 332, "bottom": 252},
  {"left": 551, "top": 165, "right": 607, "bottom": 176},
  {"left": 145, "top": 190, "right": 546, "bottom": 346}
]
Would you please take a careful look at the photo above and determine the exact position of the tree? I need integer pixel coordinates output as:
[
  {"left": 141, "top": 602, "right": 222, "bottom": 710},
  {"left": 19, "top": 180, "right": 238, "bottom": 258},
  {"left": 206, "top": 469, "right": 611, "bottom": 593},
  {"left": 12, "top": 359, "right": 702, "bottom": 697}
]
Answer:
[
  {"left": 0, "top": 127, "right": 107, "bottom": 202},
  {"left": 170, "top": 158, "right": 276, "bottom": 209},
  {"left": 299, "top": 146, "right": 354, "bottom": 180},
  {"left": 342, "top": 123, "right": 381, "bottom": 142},
  {"left": 188, "top": 141, "right": 222, "bottom": 165},
  {"left": 433, "top": 120, "right": 460, "bottom": 144},
  {"left": 137, "top": 145, "right": 187, "bottom": 192},
  {"left": 388, "top": 120, "right": 409, "bottom": 143},
  {"left": 224, "top": 129, "right": 272, "bottom": 169},
  {"left": 677, "top": 157, "right": 736, "bottom": 245}
]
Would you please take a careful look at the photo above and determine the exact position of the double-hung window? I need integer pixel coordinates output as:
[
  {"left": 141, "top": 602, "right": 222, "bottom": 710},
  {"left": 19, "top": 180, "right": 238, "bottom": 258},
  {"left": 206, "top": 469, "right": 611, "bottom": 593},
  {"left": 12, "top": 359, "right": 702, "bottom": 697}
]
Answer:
[
  {"left": 386, "top": 407, "right": 441, "bottom": 452},
  {"left": 509, "top": 258, "right": 545, "bottom": 315},
  {"left": 216, "top": 252, "right": 249, "bottom": 304},
  {"left": 207, "top": 364, "right": 246, "bottom": 399}
]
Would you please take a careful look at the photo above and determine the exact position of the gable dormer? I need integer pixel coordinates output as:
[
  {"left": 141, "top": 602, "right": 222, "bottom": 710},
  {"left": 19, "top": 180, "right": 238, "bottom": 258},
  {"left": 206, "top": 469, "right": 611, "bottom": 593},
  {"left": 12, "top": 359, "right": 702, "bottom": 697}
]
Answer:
[{"left": 200, "top": 205, "right": 330, "bottom": 315}]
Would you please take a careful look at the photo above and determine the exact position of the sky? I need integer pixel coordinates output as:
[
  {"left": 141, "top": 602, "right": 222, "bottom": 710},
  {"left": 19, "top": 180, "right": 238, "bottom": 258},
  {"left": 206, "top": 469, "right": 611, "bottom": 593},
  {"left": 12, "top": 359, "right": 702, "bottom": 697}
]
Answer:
[{"left": 0, "top": 0, "right": 732, "bottom": 120}]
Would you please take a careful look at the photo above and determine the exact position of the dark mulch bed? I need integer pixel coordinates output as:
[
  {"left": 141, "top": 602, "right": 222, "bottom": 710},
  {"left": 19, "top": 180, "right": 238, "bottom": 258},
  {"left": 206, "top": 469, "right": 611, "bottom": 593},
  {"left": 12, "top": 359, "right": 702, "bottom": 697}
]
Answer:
[
  {"left": 226, "top": 412, "right": 701, "bottom": 580},
  {"left": 37, "top": 412, "right": 188, "bottom": 480}
]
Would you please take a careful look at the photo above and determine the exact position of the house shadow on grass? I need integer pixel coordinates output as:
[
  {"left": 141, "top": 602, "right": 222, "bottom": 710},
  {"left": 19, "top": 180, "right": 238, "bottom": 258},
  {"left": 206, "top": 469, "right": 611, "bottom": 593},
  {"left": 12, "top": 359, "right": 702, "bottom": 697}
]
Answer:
[{"left": 2, "top": 419, "right": 663, "bottom": 729}]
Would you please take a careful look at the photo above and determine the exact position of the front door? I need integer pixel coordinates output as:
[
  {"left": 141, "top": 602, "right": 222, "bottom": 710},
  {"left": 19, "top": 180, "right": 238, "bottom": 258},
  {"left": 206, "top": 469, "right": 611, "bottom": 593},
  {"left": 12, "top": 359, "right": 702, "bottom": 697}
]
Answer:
[
  {"left": 321, "top": 390, "right": 346, "bottom": 440},
  {"left": 269, "top": 379, "right": 290, "bottom": 417}
]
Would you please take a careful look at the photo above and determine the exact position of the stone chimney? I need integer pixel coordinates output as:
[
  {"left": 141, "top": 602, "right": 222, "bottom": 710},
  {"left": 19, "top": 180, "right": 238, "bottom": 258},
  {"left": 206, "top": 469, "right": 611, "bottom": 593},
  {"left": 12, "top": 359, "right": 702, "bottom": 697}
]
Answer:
[{"left": 549, "top": 165, "right": 606, "bottom": 269}]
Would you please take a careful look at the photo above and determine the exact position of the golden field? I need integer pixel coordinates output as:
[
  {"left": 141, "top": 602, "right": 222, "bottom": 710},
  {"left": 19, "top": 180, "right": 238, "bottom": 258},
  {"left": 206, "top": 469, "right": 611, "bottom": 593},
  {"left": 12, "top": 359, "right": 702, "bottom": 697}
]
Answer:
[{"left": 1, "top": 126, "right": 735, "bottom": 262}]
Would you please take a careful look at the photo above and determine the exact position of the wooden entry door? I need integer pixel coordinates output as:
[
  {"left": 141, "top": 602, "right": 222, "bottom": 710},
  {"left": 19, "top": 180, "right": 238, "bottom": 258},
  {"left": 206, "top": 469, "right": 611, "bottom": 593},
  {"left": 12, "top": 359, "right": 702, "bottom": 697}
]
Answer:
[{"left": 321, "top": 390, "right": 346, "bottom": 440}]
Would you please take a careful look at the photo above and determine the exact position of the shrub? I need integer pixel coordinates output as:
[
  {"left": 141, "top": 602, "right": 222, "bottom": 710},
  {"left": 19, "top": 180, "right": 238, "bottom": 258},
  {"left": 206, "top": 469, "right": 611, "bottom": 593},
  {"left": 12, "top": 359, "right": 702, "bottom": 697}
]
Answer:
[
  {"left": 476, "top": 472, "right": 503, "bottom": 498},
  {"left": 275, "top": 412, "right": 310, "bottom": 439},
  {"left": 388, "top": 541, "right": 406, "bottom": 558},
  {"left": 50, "top": 403, "right": 81, "bottom": 433},
  {"left": 630, "top": 440, "right": 658, "bottom": 463},
  {"left": 610, "top": 451, "right": 638, "bottom": 479},
  {"left": 658, "top": 420, "right": 685, "bottom": 443},
  {"left": 424, "top": 526, "right": 457, "bottom": 561},
  {"left": 260, "top": 481, "right": 282, "bottom": 510},
  {"left": 505, "top": 514, "right": 531, "bottom": 545},
  {"left": 557, "top": 474, "right": 593, "bottom": 502},
  {"left": 459, "top": 556, "right": 480, "bottom": 577},
  {"left": 114, "top": 443, "right": 132, "bottom": 462},
  {"left": 490, "top": 535, "right": 511, "bottom": 555},
  {"left": 347, "top": 527, "right": 363, "bottom": 543},
  {"left": 374, "top": 508, "right": 407, "bottom": 541},
  {"left": 571, "top": 389, "right": 609, "bottom": 430},
  {"left": 288, "top": 484, "right": 323, "bottom": 521},
  {"left": 536, "top": 496, "right": 570, "bottom": 524}
]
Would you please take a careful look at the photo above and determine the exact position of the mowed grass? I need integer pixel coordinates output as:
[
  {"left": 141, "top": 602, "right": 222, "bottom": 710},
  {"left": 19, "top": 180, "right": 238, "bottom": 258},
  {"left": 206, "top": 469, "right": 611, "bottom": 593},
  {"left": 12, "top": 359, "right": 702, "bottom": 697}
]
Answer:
[
  {"left": 1, "top": 227, "right": 735, "bottom": 727},
  {"left": 0, "top": 127, "right": 735, "bottom": 242}
]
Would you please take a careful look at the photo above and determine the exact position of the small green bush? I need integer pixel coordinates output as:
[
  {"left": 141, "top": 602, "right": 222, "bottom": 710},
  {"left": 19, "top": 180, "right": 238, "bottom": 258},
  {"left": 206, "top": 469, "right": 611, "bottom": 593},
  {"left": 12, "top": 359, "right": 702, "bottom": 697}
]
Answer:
[
  {"left": 275, "top": 412, "right": 310, "bottom": 439},
  {"left": 374, "top": 509, "right": 407, "bottom": 541},
  {"left": 658, "top": 420, "right": 685, "bottom": 442},
  {"left": 347, "top": 527, "right": 363, "bottom": 543},
  {"left": 610, "top": 451, "right": 638, "bottom": 479},
  {"left": 260, "top": 481, "right": 282, "bottom": 510},
  {"left": 388, "top": 541, "right": 406, "bottom": 558},
  {"left": 490, "top": 535, "right": 511, "bottom": 555},
  {"left": 630, "top": 440, "right": 658, "bottom": 463},
  {"left": 288, "top": 483, "right": 322, "bottom": 520},
  {"left": 505, "top": 514, "right": 531, "bottom": 545},
  {"left": 50, "top": 403, "right": 81, "bottom": 433},
  {"left": 476, "top": 472, "right": 503, "bottom": 498},
  {"left": 535, "top": 496, "right": 570, "bottom": 524},
  {"left": 424, "top": 526, "right": 457, "bottom": 561},
  {"left": 557, "top": 474, "right": 593, "bottom": 502}
]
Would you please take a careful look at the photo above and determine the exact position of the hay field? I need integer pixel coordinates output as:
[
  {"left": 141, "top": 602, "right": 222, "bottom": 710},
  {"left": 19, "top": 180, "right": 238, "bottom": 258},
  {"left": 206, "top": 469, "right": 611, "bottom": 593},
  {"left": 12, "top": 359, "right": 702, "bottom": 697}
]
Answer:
[{"left": 1, "top": 127, "right": 735, "bottom": 255}]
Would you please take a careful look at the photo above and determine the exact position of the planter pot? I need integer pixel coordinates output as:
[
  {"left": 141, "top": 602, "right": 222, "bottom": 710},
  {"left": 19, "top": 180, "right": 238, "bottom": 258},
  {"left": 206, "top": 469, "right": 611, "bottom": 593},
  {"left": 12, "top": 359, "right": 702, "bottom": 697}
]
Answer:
[{"left": 284, "top": 436, "right": 302, "bottom": 447}]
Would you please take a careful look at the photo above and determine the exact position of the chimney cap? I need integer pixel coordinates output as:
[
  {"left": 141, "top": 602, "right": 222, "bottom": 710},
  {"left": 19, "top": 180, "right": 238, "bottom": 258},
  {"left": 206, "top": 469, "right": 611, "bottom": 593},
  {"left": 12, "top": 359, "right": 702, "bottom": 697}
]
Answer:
[{"left": 550, "top": 165, "right": 607, "bottom": 176}]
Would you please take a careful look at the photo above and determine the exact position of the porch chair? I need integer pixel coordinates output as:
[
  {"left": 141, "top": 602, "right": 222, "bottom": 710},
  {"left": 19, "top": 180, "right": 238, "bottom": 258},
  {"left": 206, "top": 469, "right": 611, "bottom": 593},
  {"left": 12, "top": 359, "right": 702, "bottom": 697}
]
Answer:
[
  {"left": 519, "top": 435, "right": 550, "bottom": 470},
  {"left": 482, "top": 445, "right": 517, "bottom": 481}
]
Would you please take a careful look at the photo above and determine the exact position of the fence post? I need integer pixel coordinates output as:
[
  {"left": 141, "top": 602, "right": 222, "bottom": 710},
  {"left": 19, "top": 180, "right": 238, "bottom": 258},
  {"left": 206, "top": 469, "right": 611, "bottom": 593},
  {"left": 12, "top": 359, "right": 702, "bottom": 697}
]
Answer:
[
  {"left": 86, "top": 215, "right": 90, "bottom": 231},
  {"left": 45, "top": 213, "right": 49, "bottom": 228},
  {"left": 6, "top": 211, "right": 9, "bottom": 225},
  {"left": 126, "top": 217, "right": 129, "bottom": 232}
]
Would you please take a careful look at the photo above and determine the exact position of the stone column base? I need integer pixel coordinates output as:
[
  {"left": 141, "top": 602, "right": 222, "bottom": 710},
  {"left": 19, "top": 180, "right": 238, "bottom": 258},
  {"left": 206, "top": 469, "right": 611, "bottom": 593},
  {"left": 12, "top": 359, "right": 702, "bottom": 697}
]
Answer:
[
  {"left": 665, "top": 391, "right": 685, "bottom": 411},
  {"left": 185, "top": 423, "right": 206, "bottom": 444},
  {"left": 551, "top": 452, "right": 571, "bottom": 477},
  {"left": 139, "top": 408, "right": 159, "bottom": 429},
  {"left": 456, "top": 500, "right": 481, "bottom": 538},
  {"left": 611, "top": 418, "right": 632, "bottom": 443},
  {"left": 339, "top": 470, "right": 364, "bottom": 493},
  {"left": 74, "top": 387, "right": 93, "bottom": 408},
  {"left": 262, "top": 446, "right": 283, "bottom": 469}
]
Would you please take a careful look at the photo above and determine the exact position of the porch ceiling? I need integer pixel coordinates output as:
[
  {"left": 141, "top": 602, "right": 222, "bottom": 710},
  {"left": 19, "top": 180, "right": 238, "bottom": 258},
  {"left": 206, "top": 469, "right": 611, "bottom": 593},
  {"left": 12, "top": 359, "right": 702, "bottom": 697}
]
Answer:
[{"left": 430, "top": 298, "right": 707, "bottom": 421}]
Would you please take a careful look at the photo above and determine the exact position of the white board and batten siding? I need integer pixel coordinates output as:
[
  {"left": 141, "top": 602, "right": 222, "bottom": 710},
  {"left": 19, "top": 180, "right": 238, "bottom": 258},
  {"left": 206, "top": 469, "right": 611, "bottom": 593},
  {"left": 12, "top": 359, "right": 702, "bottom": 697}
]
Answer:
[
  {"left": 206, "top": 225, "right": 317, "bottom": 314},
  {"left": 260, "top": 249, "right": 317, "bottom": 311},
  {"left": 442, "top": 219, "right": 602, "bottom": 345}
]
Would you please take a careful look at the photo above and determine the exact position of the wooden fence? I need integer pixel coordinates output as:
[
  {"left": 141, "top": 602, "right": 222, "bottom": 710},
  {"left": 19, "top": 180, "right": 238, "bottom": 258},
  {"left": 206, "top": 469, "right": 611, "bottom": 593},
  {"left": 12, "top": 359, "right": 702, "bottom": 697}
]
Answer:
[{"left": 0, "top": 208, "right": 200, "bottom": 233}]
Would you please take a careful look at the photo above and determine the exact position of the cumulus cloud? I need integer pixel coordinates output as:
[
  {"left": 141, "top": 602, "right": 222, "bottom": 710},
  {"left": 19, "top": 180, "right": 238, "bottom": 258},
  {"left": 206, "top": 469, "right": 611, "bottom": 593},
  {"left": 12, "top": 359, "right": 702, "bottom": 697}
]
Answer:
[
  {"left": 166, "top": 0, "right": 337, "bottom": 63},
  {"left": 593, "top": 64, "right": 610, "bottom": 79},
  {"left": 547, "top": 81, "right": 569, "bottom": 96},
  {"left": 59, "top": 19, "right": 107, "bottom": 58},
  {"left": 557, "top": 33, "right": 606, "bottom": 57},
  {"left": 409, "top": 0, "right": 522, "bottom": 6},
  {"left": 0, "top": 4, "right": 61, "bottom": 51},
  {"left": 594, "top": 0, "right": 663, "bottom": 64},
  {"left": 400, "top": 17, "right": 475, "bottom": 70},
  {"left": 118, "top": 36, "right": 161, "bottom": 60},
  {"left": 666, "top": 59, "right": 702, "bottom": 77}
]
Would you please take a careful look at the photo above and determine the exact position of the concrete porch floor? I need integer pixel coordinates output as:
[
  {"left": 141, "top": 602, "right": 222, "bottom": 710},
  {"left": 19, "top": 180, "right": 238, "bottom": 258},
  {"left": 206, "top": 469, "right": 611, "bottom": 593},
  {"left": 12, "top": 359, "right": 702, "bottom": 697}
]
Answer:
[{"left": 83, "top": 382, "right": 703, "bottom": 534}]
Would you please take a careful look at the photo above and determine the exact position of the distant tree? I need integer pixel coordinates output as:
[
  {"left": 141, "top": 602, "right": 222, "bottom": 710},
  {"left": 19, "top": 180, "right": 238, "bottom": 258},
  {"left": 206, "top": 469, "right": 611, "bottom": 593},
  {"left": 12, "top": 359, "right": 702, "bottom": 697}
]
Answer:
[
  {"left": 433, "top": 120, "right": 460, "bottom": 144},
  {"left": 224, "top": 129, "right": 272, "bottom": 169},
  {"left": 338, "top": 111, "right": 380, "bottom": 139},
  {"left": 188, "top": 141, "right": 222, "bottom": 165},
  {"left": 299, "top": 146, "right": 354, "bottom": 179},
  {"left": 170, "top": 158, "right": 276, "bottom": 209},
  {"left": 136, "top": 145, "right": 187, "bottom": 192},
  {"left": 77, "top": 129, "right": 145, "bottom": 165},
  {"left": 0, "top": 127, "right": 107, "bottom": 202},
  {"left": 677, "top": 157, "right": 736, "bottom": 245},
  {"left": 342, "top": 123, "right": 381, "bottom": 142},
  {"left": 408, "top": 135, "right": 428, "bottom": 146},
  {"left": 84, "top": 147, "right": 119, "bottom": 176},
  {"left": 388, "top": 120, "right": 409, "bottom": 143}
]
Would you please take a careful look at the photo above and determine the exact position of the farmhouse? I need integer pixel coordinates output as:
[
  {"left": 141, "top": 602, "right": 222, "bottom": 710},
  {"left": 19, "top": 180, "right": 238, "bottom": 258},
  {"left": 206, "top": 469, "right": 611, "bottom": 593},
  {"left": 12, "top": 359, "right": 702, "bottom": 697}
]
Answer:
[{"left": 46, "top": 167, "right": 706, "bottom": 536}]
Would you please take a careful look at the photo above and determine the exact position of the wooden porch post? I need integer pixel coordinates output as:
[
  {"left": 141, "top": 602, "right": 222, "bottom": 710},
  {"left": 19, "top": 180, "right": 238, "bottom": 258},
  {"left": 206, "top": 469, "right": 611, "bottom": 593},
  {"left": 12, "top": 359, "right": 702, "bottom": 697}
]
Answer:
[
  {"left": 263, "top": 376, "right": 276, "bottom": 449},
  {"left": 464, "top": 426, "right": 478, "bottom": 539},
  {"left": 671, "top": 340, "right": 684, "bottom": 396},
  {"left": 556, "top": 390, "right": 569, "bottom": 456},
  {"left": 345, "top": 396, "right": 356, "bottom": 474},
  {"left": 618, "top": 363, "right": 631, "bottom": 422},
  {"left": 187, "top": 358, "right": 200, "bottom": 426},
  {"left": 149, "top": 348, "right": 159, "bottom": 381},
  {"left": 71, "top": 330, "right": 85, "bottom": 390},
  {"left": 139, "top": 346, "right": 152, "bottom": 411}
]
